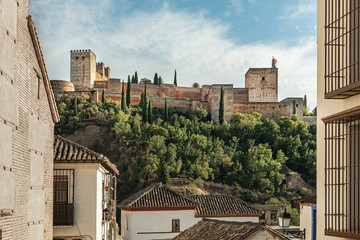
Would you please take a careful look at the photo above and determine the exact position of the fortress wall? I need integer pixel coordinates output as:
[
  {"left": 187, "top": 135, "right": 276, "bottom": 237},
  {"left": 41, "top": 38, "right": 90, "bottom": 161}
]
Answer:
[
  {"left": 109, "top": 79, "right": 121, "bottom": 91},
  {"left": 233, "top": 88, "right": 249, "bottom": 103},
  {"left": 174, "top": 87, "right": 202, "bottom": 101},
  {"left": 233, "top": 102, "right": 291, "bottom": 120},
  {"left": 50, "top": 80, "right": 75, "bottom": 98},
  {"left": 245, "top": 68, "right": 278, "bottom": 102},
  {"left": 94, "top": 81, "right": 109, "bottom": 89},
  {"left": 64, "top": 91, "right": 98, "bottom": 102},
  {"left": 208, "top": 85, "right": 234, "bottom": 123}
]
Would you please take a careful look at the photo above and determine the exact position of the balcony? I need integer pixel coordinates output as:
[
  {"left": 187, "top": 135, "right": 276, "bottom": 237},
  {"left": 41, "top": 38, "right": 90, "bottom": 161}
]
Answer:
[{"left": 54, "top": 203, "right": 74, "bottom": 226}]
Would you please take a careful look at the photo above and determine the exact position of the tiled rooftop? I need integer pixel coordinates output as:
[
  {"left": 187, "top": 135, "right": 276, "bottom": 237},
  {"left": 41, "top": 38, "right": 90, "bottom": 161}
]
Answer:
[
  {"left": 173, "top": 219, "right": 291, "bottom": 240},
  {"left": 191, "top": 195, "right": 262, "bottom": 216}
]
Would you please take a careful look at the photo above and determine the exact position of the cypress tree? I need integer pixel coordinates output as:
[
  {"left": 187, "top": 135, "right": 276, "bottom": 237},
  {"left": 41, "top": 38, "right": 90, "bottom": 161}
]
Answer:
[
  {"left": 126, "top": 76, "right": 131, "bottom": 108},
  {"left": 142, "top": 82, "right": 148, "bottom": 122},
  {"left": 121, "top": 80, "right": 125, "bottom": 111},
  {"left": 153, "top": 73, "right": 159, "bottom": 85},
  {"left": 131, "top": 75, "right": 136, "bottom": 83},
  {"left": 304, "top": 95, "right": 307, "bottom": 109},
  {"left": 174, "top": 70, "right": 177, "bottom": 86},
  {"left": 157, "top": 160, "right": 170, "bottom": 185},
  {"left": 219, "top": 86, "right": 225, "bottom": 124},
  {"left": 148, "top": 100, "right": 152, "bottom": 123},
  {"left": 74, "top": 96, "right": 78, "bottom": 116},
  {"left": 164, "top": 98, "right": 168, "bottom": 122},
  {"left": 135, "top": 71, "right": 138, "bottom": 83},
  {"left": 159, "top": 76, "right": 163, "bottom": 85},
  {"left": 102, "top": 89, "right": 105, "bottom": 103}
]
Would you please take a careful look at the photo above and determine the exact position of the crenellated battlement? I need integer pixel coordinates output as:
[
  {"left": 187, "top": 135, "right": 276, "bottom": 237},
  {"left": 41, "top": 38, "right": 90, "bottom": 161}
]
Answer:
[
  {"left": 96, "top": 62, "right": 104, "bottom": 66},
  {"left": 70, "top": 49, "right": 92, "bottom": 54}
]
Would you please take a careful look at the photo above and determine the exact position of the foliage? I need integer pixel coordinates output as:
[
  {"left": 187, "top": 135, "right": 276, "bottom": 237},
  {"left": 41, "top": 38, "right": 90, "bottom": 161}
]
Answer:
[
  {"left": 174, "top": 70, "right": 177, "bottom": 86},
  {"left": 153, "top": 73, "right": 159, "bottom": 85},
  {"left": 157, "top": 160, "right": 170, "bottom": 185},
  {"left": 55, "top": 96, "right": 317, "bottom": 202},
  {"left": 192, "top": 82, "right": 200, "bottom": 88},
  {"left": 121, "top": 80, "right": 125, "bottom": 111},
  {"left": 101, "top": 89, "right": 105, "bottom": 103},
  {"left": 135, "top": 71, "right": 138, "bottom": 83},
  {"left": 148, "top": 101, "right": 152, "bottom": 124},
  {"left": 126, "top": 76, "right": 131, "bottom": 108}
]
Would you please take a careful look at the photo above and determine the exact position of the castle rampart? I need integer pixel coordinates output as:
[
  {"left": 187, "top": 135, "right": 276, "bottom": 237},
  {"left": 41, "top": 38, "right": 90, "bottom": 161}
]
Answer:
[{"left": 52, "top": 50, "right": 308, "bottom": 123}]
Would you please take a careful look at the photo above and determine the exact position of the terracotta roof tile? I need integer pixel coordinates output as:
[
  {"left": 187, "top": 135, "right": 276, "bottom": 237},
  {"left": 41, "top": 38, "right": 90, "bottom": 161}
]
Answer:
[
  {"left": 173, "top": 219, "right": 291, "bottom": 240},
  {"left": 292, "top": 195, "right": 316, "bottom": 205},
  {"left": 118, "top": 183, "right": 198, "bottom": 208},
  {"left": 191, "top": 195, "right": 262, "bottom": 216},
  {"left": 54, "top": 135, "right": 119, "bottom": 175}
]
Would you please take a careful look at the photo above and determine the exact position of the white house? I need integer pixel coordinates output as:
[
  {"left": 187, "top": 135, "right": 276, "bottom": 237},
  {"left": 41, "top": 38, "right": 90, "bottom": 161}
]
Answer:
[
  {"left": 293, "top": 195, "right": 316, "bottom": 240},
  {"left": 118, "top": 184, "right": 262, "bottom": 240},
  {"left": 52, "top": 135, "right": 119, "bottom": 240}
]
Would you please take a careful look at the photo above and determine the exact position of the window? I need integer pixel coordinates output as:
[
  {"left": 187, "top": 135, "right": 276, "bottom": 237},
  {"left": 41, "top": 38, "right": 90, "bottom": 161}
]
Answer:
[
  {"left": 262, "top": 77, "right": 265, "bottom": 81},
  {"left": 172, "top": 219, "right": 180, "bottom": 232},
  {"left": 325, "top": 0, "right": 360, "bottom": 99},
  {"left": 324, "top": 107, "right": 360, "bottom": 238},
  {"left": 53, "top": 169, "right": 74, "bottom": 226}
]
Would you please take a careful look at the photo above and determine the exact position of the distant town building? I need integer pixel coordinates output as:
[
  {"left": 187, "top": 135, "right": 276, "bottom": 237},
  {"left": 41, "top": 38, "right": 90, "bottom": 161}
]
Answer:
[
  {"left": 0, "top": 1, "right": 59, "bottom": 239},
  {"left": 53, "top": 136, "right": 119, "bottom": 240},
  {"left": 293, "top": 195, "right": 316, "bottom": 240},
  {"left": 51, "top": 50, "right": 315, "bottom": 123},
  {"left": 172, "top": 219, "right": 291, "bottom": 240},
  {"left": 118, "top": 184, "right": 262, "bottom": 240}
]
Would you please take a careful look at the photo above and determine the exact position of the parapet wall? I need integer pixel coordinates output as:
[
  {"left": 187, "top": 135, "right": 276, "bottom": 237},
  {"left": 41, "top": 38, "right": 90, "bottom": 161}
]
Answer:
[
  {"left": 50, "top": 80, "right": 75, "bottom": 99},
  {"left": 233, "top": 102, "right": 291, "bottom": 120}
]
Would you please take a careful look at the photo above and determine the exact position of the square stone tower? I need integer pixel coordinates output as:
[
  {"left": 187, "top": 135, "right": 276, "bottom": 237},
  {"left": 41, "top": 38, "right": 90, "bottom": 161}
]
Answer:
[
  {"left": 245, "top": 60, "right": 278, "bottom": 102},
  {"left": 70, "top": 49, "right": 96, "bottom": 90}
]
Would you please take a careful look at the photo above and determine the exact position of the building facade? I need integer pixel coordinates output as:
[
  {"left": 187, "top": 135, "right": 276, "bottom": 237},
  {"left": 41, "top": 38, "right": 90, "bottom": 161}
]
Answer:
[
  {"left": 317, "top": 0, "right": 360, "bottom": 239},
  {"left": 51, "top": 50, "right": 309, "bottom": 123},
  {"left": 118, "top": 184, "right": 262, "bottom": 240},
  {"left": 53, "top": 136, "right": 119, "bottom": 240},
  {"left": 0, "top": 1, "right": 60, "bottom": 239}
]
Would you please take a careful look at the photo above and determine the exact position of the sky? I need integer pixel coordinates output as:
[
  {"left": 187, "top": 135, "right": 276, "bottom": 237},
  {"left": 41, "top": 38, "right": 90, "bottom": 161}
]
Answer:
[{"left": 29, "top": 0, "right": 317, "bottom": 110}]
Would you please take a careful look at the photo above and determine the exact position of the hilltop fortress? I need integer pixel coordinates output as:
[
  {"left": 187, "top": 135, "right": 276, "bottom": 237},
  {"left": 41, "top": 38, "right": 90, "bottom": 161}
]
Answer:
[{"left": 51, "top": 49, "right": 309, "bottom": 123}]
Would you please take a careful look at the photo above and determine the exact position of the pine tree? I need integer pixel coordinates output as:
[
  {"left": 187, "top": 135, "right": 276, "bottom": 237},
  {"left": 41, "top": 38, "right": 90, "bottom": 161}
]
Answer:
[
  {"left": 135, "top": 71, "right": 138, "bottom": 83},
  {"left": 174, "top": 70, "right": 177, "bottom": 86},
  {"left": 148, "top": 100, "right": 152, "bottom": 123},
  {"left": 153, "top": 73, "right": 159, "bottom": 85},
  {"left": 102, "top": 89, "right": 105, "bottom": 103},
  {"left": 121, "top": 80, "right": 126, "bottom": 111},
  {"left": 142, "top": 82, "right": 148, "bottom": 122},
  {"left": 164, "top": 98, "right": 168, "bottom": 122},
  {"left": 126, "top": 76, "right": 131, "bottom": 108},
  {"left": 131, "top": 75, "right": 136, "bottom": 83},
  {"left": 219, "top": 86, "right": 225, "bottom": 124},
  {"left": 157, "top": 160, "right": 170, "bottom": 185}
]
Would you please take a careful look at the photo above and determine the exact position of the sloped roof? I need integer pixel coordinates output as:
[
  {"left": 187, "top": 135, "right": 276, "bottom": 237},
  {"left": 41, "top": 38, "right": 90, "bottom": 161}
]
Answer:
[
  {"left": 173, "top": 219, "right": 291, "bottom": 240},
  {"left": 190, "top": 195, "right": 262, "bottom": 217},
  {"left": 292, "top": 195, "right": 316, "bottom": 206},
  {"left": 54, "top": 135, "right": 118, "bottom": 175},
  {"left": 118, "top": 183, "right": 198, "bottom": 209},
  {"left": 28, "top": 15, "right": 60, "bottom": 123}
]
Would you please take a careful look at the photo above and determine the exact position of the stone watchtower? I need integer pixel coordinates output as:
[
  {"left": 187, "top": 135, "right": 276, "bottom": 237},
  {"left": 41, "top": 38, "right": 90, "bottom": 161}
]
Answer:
[
  {"left": 70, "top": 49, "right": 96, "bottom": 90},
  {"left": 245, "top": 58, "right": 278, "bottom": 102}
]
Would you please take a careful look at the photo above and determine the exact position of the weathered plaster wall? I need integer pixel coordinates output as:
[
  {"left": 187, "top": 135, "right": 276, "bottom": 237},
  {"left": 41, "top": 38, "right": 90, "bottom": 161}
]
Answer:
[
  {"left": 300, "top": 205, "right": 313, "bottom": 240},
  {"left": 233, "top": 102, "right": 291, "bottom": 120}
]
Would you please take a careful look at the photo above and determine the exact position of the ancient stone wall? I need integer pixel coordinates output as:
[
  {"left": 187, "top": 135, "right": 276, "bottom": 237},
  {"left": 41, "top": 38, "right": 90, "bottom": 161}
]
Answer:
[
  {"left": 70, "top": 49, "right": 96, "bottom": 90},
  {"left": 208, "top": 85, "right": 234, "bottom": 123},
  {"left": 245, "top": 68, "right": 278, "bottom": 102},
  {"left": 280, "top": 98, "right": 304, "bottom": 121},
  {"left": 50, "top": 80, "right": 75, "bottom": 99},
  {"left": 233, "top": 88, "right": 249, "bottom": 103},
  {"left": 233, "top": 102, "right": 291, "bottom": 120},
  {"left": 303, "top": 116, "right": 317, "bottom": 126}
]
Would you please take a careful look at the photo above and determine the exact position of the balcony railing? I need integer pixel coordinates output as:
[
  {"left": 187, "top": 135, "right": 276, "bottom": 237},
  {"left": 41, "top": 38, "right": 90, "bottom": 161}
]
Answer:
[{"left": 54, "top": 203, "right": 74, "bottom": 226}]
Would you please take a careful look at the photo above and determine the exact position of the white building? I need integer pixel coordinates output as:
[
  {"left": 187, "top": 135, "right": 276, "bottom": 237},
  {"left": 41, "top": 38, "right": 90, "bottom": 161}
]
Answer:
[
  {"left": 52, "top": 135, "right": 119, "bottom": 240},
  {"left": 118, "top": 184, "right": 262, "bottom": 240},
  {"left": 293, "top": 195, "right": 316, "bottom": 240}
]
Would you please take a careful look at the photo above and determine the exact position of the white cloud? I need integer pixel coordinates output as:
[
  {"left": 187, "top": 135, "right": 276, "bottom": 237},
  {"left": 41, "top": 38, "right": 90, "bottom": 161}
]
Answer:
[
  {"left": 279, "top": 0, "right": 316, "bottom": 21},
  {"left": 29, "top": 0, "right": 317, "bottom": 110},
  {"left": 227, "top": 0, "right": 244, "bottom": 15}
]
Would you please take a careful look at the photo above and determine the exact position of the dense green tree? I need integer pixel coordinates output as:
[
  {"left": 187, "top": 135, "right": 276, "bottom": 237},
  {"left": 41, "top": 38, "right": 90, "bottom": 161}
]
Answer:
[
  {"left": 153, "top": 73, "right": 159, "bottom": 85},
  {"left": 304, "top": 95, "right": 307, "bottom": 109},
  {"left": 142, "top": 82, "right": 148, "bottom": 122},
  {"left": 157, "top": 160, "right": 170, "bottom": 185},
  {"left": 192, "top": 82, "right": 200, "bottom": 88},
  {"left": 164, "top": 98, "right": 169, "bottom": 122},
  {"left": 159, "top": 76, "right": 163, "bottom": 84},
  {"left": 148, "top": 100, "right": 152, "bottom": 123},
  {"left": 102, "top": 89, "right": 105, "bottom": 103},
  {"left": 126, "top": 77, "right": 131, "bottom": 108},
  {"left": 219, "top": 86, "right": 225, "bottom": 124},
  {"left": 174, "top": 70, "right": 177, "bottom": 86},
  {"left": 131, "top": 75, "right": 136, "bottom": 83},
  {"left": 121, "top": 80, "right": 126, "bottom": 111},
  {"left": 135, "top": 71, "right": 138, "bottom": 83}
]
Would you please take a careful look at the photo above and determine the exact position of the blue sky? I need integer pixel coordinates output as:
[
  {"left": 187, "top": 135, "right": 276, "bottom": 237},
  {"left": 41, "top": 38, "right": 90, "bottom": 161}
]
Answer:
[{"left": 30, "top": 0, "right": 317, "bottom": 110}]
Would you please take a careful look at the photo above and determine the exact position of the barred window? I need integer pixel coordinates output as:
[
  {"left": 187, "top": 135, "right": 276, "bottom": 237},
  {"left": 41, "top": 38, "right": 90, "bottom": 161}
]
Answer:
[
  {"left": 324, "top": 107, "right": 360, "bottom": 238},
  {"left": 325, "top": 0, "right": 360, "bottom": 99},
  {"left": 172, "top": 219, "right": 180, "bottom": 232}
]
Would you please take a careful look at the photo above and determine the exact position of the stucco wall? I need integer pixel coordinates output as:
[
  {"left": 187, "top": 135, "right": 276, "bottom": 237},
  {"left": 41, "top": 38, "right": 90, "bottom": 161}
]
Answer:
[
  {"left": 316, "top": 0, "right": 360, "bottom": 239},
  {"left": 0, "top": 1, "right": 55, "bottom": 239},
  {"left": 300, "top": 205, "right": 313, "bottom": 240},
  {"left": 122, "top": 210, "right": 198, "bottom": 240}
]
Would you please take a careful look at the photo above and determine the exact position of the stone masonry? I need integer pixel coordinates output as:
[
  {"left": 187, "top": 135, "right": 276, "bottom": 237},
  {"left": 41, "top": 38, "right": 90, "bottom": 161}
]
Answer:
[
  {"left": 0, "top": 1, "right": 59, "bottom": 239},
  {"left": 52, "top": 50, "right": 307, "bottom": 123}
]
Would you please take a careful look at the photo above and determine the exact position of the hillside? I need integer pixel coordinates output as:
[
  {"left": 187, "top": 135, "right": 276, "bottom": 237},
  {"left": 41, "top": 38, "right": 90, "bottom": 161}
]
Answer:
[{"left": 55, "top": 95, "right": 316, "bottom": 203}]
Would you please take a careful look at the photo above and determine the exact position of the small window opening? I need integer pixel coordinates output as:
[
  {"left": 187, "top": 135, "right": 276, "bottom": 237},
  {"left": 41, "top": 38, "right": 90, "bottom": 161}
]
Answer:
[
  {"left": 296, "top": 104, "right": 299, "bottom": 107},
  {"left": 82, "top": 56, "right": 85, "bottom": 59},
  {"left": 262, "top": 77, "right": 265, "bottom": 80},
  {"left": 172, "top": 219, "right": 180, "bottom": 232},
  {"left": 76, "top": 57, "right": 79, "bottom": 60}
]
